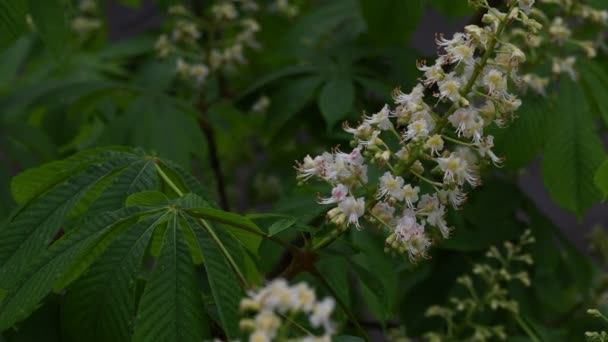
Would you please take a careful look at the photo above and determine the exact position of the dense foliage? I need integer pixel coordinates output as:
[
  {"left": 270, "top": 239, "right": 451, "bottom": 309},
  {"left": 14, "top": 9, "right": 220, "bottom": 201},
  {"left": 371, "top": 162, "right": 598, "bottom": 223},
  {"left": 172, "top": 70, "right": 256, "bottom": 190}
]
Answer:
[{"left": 1, "top": 0, "right": 608, "bottom": 341}]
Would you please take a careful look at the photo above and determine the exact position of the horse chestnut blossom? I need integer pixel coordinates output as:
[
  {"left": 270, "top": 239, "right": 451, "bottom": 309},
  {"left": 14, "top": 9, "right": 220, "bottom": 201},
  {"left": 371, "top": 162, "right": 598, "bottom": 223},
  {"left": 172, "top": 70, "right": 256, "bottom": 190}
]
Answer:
[
  {"left": 296, "top": 0, "right": 541, "bottom": 262},
  {"left": 239, "top": 279, "right": 335, "bottom": 342},
  {"left": 509, "top": 0, "right": 608, "bottom": 94}
]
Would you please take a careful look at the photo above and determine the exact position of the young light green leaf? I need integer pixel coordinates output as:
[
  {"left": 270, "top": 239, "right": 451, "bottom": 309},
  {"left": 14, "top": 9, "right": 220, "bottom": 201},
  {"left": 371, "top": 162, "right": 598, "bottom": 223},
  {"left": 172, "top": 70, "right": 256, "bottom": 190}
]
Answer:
[
  {"left": 318, "top": 75, "right": 355, "bottom": 128},
  {"left": 132, "top": 215, "right": 209, "bottom": 342}
]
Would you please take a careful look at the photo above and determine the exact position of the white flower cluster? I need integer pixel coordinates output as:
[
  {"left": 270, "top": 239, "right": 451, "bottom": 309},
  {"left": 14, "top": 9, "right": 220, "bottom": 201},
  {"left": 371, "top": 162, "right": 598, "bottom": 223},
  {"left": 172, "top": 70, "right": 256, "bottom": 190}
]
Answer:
[
  {"left": 510, "top": 0, "right": 608, "bottom": 91},
  {"left": 239, "top": 279, "right": 335, "bottom": 342},
  {"left": 155, "top": 1, "right": 263, "bottom": 86},
  {"left": 71, "top": 0, "right": 102, "bottom": 37},
  {"left": 297, "top": 0, "right": 537, "bottom": 262}
]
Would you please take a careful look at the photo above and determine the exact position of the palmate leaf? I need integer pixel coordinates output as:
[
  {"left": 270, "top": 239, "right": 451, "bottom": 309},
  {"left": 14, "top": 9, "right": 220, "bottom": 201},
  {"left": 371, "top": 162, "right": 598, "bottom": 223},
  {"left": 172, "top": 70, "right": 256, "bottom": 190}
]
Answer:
[
  {"left": 61, "top": 213, "right": 168, "bottom": 342},
  {"left": 0, "top": 206, "right": 156, "bottom": 331},
  {"left": 132, "top": 214, "right": 209, "bottom": 342},
  {"left": 0, "top": 147, "right": 258, "bottom": 339},
  {"left": 191, "top": 219, "right": 243, "bottom": 340},
  {"left": 541, "top": 78, "right": 606, "bottom": 218},
  {"left": 0, "top": 154, "right": 141, "bottom": 281}
]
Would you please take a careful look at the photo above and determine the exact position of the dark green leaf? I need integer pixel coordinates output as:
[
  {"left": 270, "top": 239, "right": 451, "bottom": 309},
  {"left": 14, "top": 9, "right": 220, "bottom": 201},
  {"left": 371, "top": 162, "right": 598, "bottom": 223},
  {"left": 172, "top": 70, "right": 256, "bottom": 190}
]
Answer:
[
  {"left": 541, "top": 79, "right": 606, "bottom": 218},
  {"left": 0, "top": 206, "right": 151, "bottom": 331},
  {"left": 61, "top": 213, "right": 167, "bottom": 342},
  {"left": 318, "top": 75, "right": 355, "bottom": 128},
  {"left": 267, "top": 217, "right": 297, "bottom": 236},
  {"left": 359, "top": 0, "right": 424, "bottom": 45},
  {"left": 595, "top": 159, "right": 608, "bottom": 198},
  {"left": 132, "top": 215, "right": 209, "bottom": 342},
  {"left": 191, "top": 219, "right": 243, "bottom": 339},
  {"left": 0, "top": 0, "right": 28, "bottom": 48},
  {"left": 27, "top": 0, "right": 70, "bottom": 59}
]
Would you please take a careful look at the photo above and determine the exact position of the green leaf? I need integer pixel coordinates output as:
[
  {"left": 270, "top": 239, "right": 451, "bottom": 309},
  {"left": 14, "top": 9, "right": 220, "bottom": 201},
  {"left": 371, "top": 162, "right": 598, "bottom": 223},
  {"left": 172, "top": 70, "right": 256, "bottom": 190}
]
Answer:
[
  {"left": 191, "top": 219, "right": 243, "bottom": 339},
  {"left": 10, "top": 147, "right": 132, "bottom": 205},
  {"left": 268, "top": 217, "right": 297, "bottom": 236},
  {"left": 267, "top": 75, "right": 324, "bottom": 131},
  {"left": 0, "top": 156, "right": 140, "bottom": 279},
  {"left": 185, "top": 207, "right": 258, "bottom": 231},
  {"left": 0, "top": 0, "right": 28, "bottom": 48},
  {"left": 61, "top": 213, "right": 167, "bottom": 342},
  {"left": 595, "top": 160, "right": 608, "bottom": 198},
  {"left": 27, "top": 0, "right": 70, "bottom": 59},
  {"left": 334, "top": 336, "right": 365, "bottom": 342},
  {"left": 359, "top": 0, "right": 424, "bottom": 45},
  {"left": 493, "top": 96, "right": 548, "bottom": 169},
  {"left": 580, "top": 61, "right": 608, "bottom": 128},
  {"left": 132, "top": 215, "right": 208, "bottom": 342},
  {"left": 0, "top": 206, "right": 150, "bottom": 331},
  {"left": 100, "top": 96, "right": 204, "bottom": 168},
  {"left": 318, "top": 75, "right": 355, "bottom": 128},
  {"left": 429, "top": 0, "right": 475, "bottom": 18},
  {"left": 126, "top": 191, "right": 171, "bottom": 207},
  {"left": 0, "top": 36, "right": 32, "bottom": 88},
  {"left": 541, "top": 79, "right": 606, "bottom": 218},
  {"left": 238, "top": 64, "right": 317, "bottom": 100}
]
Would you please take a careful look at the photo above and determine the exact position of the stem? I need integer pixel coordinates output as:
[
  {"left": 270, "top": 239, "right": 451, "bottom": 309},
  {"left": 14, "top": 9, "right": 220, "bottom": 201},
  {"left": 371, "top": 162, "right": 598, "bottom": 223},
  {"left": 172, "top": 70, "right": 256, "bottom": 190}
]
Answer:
[
  {"left": 198, "top": 115, "right": 231, "bottom": 211},
  {"left": 442, "top": 134, "right": 475, "bottom": 147},
  {"left": 155, "top": 163, "right": 249, "bottom": 287},
  {"left": 309, "top": 267, "right": 370, "bottom": 341},
  {"left": 186, "top": 210, "right": 299, "bottom": 253},
  {"left": 514, "top": 314, "right": 542, "bottom": 342},
  {"left": 198, "top": 218, "right": 249, "bottom": 287},
  {"left": 431, "top": 4, "right": 516, "bottom": 135},
  {"left": 155, "top": 162, "right": 185, "bottom": 196}
]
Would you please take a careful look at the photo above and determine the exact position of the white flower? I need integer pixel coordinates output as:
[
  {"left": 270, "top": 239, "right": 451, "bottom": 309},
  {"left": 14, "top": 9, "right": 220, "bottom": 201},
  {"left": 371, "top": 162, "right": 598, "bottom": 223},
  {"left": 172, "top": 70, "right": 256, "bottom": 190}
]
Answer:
[
  {"left": 403, "top": 119, "right": 429, "bottom": 141},
  {"left": 438, "top": 73, "right": 462, "bottom": 102},
  {"left": 407, "top": 229, "right": 432, "bottom": 261},
  {"left": 296, "top": 153, "right": 333, "bottom": 181},
  {"left": 552, "top": 56, "right": 577, "bottom": 80},
  {"left": 338, "top": 196, "right": 365, "bottom": 228},
  {"left": 424, "top": 135, "right": 444, "bottom": 156},
  {"left": 548, "top": 17, "right": 571, "bottom": 43},
  {"left": 477, "top": 135, "right": 502, "bottom": 166},
  {"left": 365, "top": 104, "right": 393, "bottom": 130},
  {"left": 482, "top": 68, "right": 507, "bottom": 96},
  {"left": 190, "top": 64, "right": 209, "bottom": 84},
  {"left": 394, "top": 212, "right": 420, "bottom": 242},
  {"left": 403, "top": 184, "right": 420, "bottom": 208},
  {"left": 249, "top": 330, "right": 271, "bottom": 342},
  {"left": 378, "top": 172, "right": 405, "bottom": 201},
  {"left": 371, "top": 202, "right": 395, "bottom": 224},
  {"left": 291, "top": 283, "right": 316, "bottom": 312},
  {"left": 319, "top": 184, "right": 349, "bottom": 204},
  {"left": 418, "top": 61, "right": 445, "bottom": 86},
  {"left": 437, "top": 153, "right": 480, "bottom": 187},
  {"left": 448, "top": 107, "right": 482, "bottom": 141},
  {"left": 518, "top": 0, "right": 535, "bottom": 14},
  {"left": 440, "top": 188, "right": 467, "bottom": 209},
  {"left": 310, "top": 298, "right": 335, "bottom": 330},
  {"left": 254, "top": 310, "right": 281, "bottom": 333},
  {"left": 212, "top": 2, "right": 238, "bottom": 20}
]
